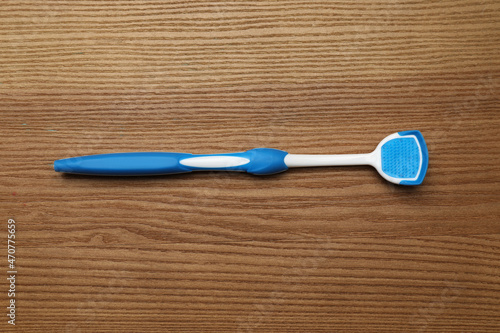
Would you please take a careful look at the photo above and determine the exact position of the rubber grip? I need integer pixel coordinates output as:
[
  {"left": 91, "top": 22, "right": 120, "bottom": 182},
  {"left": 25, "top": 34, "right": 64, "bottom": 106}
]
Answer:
[{"left": 54, "top": 148, "right": 288, "bottom": 176}]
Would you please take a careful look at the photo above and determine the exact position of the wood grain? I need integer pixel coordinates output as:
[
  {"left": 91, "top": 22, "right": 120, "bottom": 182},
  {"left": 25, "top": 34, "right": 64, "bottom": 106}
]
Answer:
[{"left": 1, "top": 0, "right": 499, "bottom": 332}]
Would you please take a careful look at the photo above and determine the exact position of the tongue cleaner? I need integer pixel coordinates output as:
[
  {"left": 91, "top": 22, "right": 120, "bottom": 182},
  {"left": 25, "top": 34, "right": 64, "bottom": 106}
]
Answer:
[
  {"left": 284, "top": 130, "right": 428, "bottom": 185},
  {"left": 54, "top": 130, "right": 428, "bottom": 185}
]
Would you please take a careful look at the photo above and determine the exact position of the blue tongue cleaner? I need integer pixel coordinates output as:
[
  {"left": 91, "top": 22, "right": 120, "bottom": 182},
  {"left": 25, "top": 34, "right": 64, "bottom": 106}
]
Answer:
[
  {"left": 381, "top": 137, "right": 420, "bottom": 179},
  {"left": 380, "top": 130, "right": 428, "bottom": 185}
]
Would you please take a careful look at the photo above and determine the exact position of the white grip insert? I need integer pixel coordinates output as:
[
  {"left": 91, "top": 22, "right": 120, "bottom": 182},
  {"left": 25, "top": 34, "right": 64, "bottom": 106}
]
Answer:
[{"left": 179, "top": 156, "right": 250, "bottom": 168}]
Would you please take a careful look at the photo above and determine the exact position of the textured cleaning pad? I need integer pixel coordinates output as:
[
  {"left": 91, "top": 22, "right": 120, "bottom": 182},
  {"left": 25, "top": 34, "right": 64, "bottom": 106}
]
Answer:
[{"left": 381, "top": 137, "right": 420, "bottom": 179}]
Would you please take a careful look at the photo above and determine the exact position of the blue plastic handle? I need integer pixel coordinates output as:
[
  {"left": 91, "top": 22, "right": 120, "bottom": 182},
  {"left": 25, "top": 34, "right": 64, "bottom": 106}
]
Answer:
[{"left": 54, "top": 148, "right": 289, "bottom": 176}]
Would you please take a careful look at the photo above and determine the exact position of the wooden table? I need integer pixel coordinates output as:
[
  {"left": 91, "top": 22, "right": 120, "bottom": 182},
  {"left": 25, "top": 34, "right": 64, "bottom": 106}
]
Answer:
[{"left": 1, "top": 1, "right": 499, "bottom": 332}]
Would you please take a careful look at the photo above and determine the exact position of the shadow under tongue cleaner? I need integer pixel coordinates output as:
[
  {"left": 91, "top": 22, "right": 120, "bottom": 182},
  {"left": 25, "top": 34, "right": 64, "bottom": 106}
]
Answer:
[{"left": 54, "top": 130, "right": 429, "bottom": 186}]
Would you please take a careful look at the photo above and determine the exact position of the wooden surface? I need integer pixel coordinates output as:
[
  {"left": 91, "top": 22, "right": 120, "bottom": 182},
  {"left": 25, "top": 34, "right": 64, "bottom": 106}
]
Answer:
[{"left": 1, "top": 1, "right": 499, "bottom": 332}]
